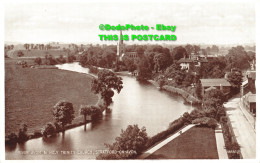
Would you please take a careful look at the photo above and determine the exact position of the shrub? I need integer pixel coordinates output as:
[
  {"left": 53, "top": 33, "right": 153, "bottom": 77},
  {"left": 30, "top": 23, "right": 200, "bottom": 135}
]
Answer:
[
  {"left": 42, "top": 122, "right": 56, "bottom": 137},
  {"left": 17, "top": 51, "right": 24, "bottom": 57},
  {"left": 68, "top": 55, "right": 76, "bottom": 63},
  {"left": 6, "top": 133, "right": 18, "bottom": 144},
  {"left": 33, "top": 131, "right": 42, "bottom": 138},
  {"left": 34, "top": 57, "right": 42, "bottom": 65},
  {"left": 89, "top": 66, "right": 99, "bottom": 74},
  {"left": 192, "top": 117, "right": 218, "bottom": 129},
  {"left": 17, "top": 124, "right": 29, "bottom": 143},
  {"left": 145, "top": 116, "right": 186, "bottom": 149}
]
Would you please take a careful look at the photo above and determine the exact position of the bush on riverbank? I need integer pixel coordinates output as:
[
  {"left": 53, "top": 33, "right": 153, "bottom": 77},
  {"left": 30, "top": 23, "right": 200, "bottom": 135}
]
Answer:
[
  {"left": 97, "top": 125, "right": 148, "bottom": 160},
  {"left": 192, "top": 117, "right": 218, "bottom": 129},
  {"left": 42, "top": 122, "right": 57, "bottom": 137},
  {"left": 145, "top": 116, "right": 186, "bottom": 149}
]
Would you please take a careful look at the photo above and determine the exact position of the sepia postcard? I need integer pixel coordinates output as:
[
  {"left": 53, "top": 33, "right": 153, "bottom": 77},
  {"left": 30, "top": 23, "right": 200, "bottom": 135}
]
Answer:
[{"left": 1, "top": 0, "right": 258, "bottom": 162}]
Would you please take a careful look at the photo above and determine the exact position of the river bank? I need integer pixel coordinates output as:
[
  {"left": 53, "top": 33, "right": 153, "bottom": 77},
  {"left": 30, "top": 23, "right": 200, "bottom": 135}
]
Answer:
[{"left": 148, "top": 80, "right": 201, "bottom": 105}]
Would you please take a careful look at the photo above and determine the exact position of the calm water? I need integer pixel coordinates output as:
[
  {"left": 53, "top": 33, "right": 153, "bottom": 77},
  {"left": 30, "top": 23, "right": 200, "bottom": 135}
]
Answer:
[{"left": 6, "top": 62, "right": 192, "bottom": 160}]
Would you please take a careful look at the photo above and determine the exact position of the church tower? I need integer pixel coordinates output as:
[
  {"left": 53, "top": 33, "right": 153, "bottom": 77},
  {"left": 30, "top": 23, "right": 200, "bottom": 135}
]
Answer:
[{"left": 117, "top": 30, "right": 125, "bottom": 60}]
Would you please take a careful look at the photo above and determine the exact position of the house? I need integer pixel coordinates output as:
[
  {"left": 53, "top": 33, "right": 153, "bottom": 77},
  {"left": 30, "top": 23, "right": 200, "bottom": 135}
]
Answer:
[
  {"left": 200, "top": 78, "right": 231, "bottom": 96},
  {"left": 246, "top": 71, "right": 256, "bottom": 94},
  {"left": 177, "top": 56, "right": 208, "bottom": 71},
  {"left": 242, "top": 92, "right": 256, "bottom": 115},
  {"left": 241, "top": 71, "right": 256, "bottom": 96},
  {"left": 177, "top": 58, "right": 194, "bottom": 70}
]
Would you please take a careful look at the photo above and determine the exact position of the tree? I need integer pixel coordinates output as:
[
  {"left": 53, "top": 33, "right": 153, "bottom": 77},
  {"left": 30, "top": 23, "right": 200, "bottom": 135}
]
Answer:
[
  {"left": 195, "top": 81, "right": 202, "bottom": 99},
  {"left": 79, "top": 105, "right": 92, "bottom": 124},
  {"left": 153, "top": 52, "right": 173, "bottom": 72},
  {"left": 67, "top": 55, "right": 76, "bottom": 63},
  {"left": 17, "top": 124, "right": 28, "bottom": 143},
  {"left": 34, "top": 57, "right": 42, "bottom": 65},
  {"left": 42, "top": 122, "right": 56, "bottom": 137},
  {"left": 211, "top": 45, "right": 219, "bottom": 52},
  {"left": 202, "top": 89, "right": 225, "bottom": 107},
  {"left": 225, "top": 46, "right": 251, "bottom": 70},
  {"left": 136, "top": 57, "right": 152, "bottom": 81},
  {"left": 91, "top": 70, "right": 123, "bottom": 108},
  {"left": 185, "top": 44, "right": 194, "bottom": 57},
  {"left": 164, "top": 61, "right": 185, "bottom": 86},
  {"left": 53, "top": 100, "right": 75, "bottom": 132},
  {"left": 193, "top": 45, "right": 200, "bottom": 55},
  {"left": 227, "top": 68, "right": 243, "bottom": 94},
  {"left": 96, "top": 125, "right": 148, "bottom": 159},
  {"left": 24, "top": 44, "right": 29, "bottom": 50},
  {"left": 17, "top": 51, "right": 24, "bottom": 57},
  {"left": 172, "top": 46, "right": 187, "bottom": 60}
]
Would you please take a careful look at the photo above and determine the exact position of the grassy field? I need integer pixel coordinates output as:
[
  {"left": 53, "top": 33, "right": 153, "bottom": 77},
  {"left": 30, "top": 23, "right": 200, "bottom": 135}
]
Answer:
[
  {"left": 6, "top": 49, "right": 68, "bottom": 58},
  {"left": 5, "top": 58, "right": 98, "bottom": 135},
  {"left": 147, "top": 126, "right": 218, "bottom": 159}
]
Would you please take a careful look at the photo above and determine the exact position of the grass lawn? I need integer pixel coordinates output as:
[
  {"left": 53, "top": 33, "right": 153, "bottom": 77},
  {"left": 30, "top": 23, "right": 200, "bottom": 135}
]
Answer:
[
  {"left": 5, "top": 58, "right": 98, "bottom": 136},
  {"left": 147, "top": 126, "right": 218, "bottom": 159}
]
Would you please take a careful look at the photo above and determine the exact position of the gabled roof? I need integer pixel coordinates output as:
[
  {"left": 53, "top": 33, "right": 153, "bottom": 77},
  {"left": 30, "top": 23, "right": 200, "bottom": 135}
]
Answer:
[
  {"left": 200, "top": 78, "right": 231, "bottom": 87},
  {"left": 177, "top": 58, "right": 194, "bottom": 63}
]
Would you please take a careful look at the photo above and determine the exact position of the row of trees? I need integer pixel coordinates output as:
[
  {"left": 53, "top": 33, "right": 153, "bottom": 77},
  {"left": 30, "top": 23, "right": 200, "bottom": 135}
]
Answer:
[{"left": 33, "top": 54, "right": 76, "bottom": 66}]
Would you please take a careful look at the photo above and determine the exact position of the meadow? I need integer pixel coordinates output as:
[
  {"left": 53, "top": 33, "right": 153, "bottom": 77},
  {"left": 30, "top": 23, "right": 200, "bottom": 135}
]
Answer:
[{"left": 5, "top": 58, "right": 98, "bottom": 135}]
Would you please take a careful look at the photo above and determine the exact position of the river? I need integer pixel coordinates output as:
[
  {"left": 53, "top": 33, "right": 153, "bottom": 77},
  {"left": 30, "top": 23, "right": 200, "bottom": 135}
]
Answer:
[{"left": 5, "top": 62, "right": 193, "bottom": 160}]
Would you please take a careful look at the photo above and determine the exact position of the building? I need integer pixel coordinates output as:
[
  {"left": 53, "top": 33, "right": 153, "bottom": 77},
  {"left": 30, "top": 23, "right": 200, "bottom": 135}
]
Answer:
[
  {"left": 242, "top": 92, "right": 256, "bottom": 115},
  {"left": 246, "top": 71, "right": 256, "bottom": 94},
  {"left": 241, "top": 70, "right": 256, "bottom": 97},
  {"left": 177, "top": 56, "right": 208, "bottom": 71},
  {"left": 117, "top": 31, "right": 138, "bottom": 62},
  {"left": 200, "top": 78, "right": 231, "bottom": 96},
  {"left": 177, "top": 57, "right": 193, "bottom": 70}
]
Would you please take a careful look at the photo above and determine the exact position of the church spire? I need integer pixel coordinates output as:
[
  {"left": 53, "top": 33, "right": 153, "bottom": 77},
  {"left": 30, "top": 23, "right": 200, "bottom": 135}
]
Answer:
[{"left": 120, "top": 30, "right": 123, "bottom": 44}]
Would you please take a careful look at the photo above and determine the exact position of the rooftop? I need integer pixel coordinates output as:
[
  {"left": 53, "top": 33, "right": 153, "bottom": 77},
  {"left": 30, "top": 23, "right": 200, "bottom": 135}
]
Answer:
[
  {"left": 177, "top": 58, "right": 194, "bottom": 63},
  {"left": 200, "top": 78, "right": 231, "bottom": 87},
  {"left": 247, "top": 71, "right": 256, "bottom": 80}
]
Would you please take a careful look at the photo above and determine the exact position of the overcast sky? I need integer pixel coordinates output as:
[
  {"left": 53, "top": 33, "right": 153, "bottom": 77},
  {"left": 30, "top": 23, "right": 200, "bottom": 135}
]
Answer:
[{"left": 4, "top": 0, "right": 255, "bottom": 45}]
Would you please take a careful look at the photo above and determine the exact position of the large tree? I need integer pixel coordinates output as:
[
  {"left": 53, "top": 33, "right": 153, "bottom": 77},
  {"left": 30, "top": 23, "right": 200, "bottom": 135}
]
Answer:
[
  {"left": 91, "top": 70, "right": 123, "bottom": 108},
  {"left": 172, "top": 46, "right": 187, "bottom": 60},
  {"left": 225, "top": 46, "right": 251, "bottom": 70},
  {"left": 53, "top": 100, "right": 75, "bottom": 133},
  {"left": 227, "top": 68, "right": 243, "bottom": 94},
  {"left": 202, "top": 89, "right": 225, "bottom": 108},
  {"left": 153, "top": 52, "right": 172, "bottom": 72},
  {"left": 136, "top": 57, "right": 152, "bottom": 81}
]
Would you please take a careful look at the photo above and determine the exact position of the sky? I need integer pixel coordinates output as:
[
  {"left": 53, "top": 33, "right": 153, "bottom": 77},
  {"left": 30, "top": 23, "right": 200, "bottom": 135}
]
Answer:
[{"left": 4, "top": 0, "right": 256, "bottom": 45}]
